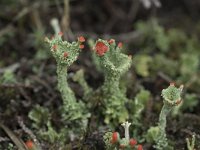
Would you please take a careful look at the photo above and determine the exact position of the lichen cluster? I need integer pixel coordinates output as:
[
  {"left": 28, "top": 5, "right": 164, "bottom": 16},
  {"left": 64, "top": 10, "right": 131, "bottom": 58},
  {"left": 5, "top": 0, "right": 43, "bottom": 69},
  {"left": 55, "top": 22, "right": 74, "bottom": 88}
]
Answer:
[{"left": 44, "top": 34, "right": 188, "bottom": 150}]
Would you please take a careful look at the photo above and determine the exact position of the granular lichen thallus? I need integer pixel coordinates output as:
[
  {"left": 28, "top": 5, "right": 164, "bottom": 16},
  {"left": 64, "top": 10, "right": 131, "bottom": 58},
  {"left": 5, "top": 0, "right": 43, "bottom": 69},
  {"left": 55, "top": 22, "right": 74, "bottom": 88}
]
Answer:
[
  {"left": 104, "top": 121, "right": 143, "bottom": 150},
  {"left": 147, "top": 83, "right": 184, "bottom": 150},
  {"left": 92, "top": 39, "right": 132, "bottom": 124},
  {"left": 45, "top": 33, "right": 90, "bottom": 134}
]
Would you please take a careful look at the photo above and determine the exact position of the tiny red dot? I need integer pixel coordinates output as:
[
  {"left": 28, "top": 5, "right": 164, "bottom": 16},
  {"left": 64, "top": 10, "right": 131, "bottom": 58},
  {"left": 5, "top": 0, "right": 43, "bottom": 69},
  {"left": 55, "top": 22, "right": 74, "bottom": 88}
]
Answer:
[
  {"left": 111, "top": 132, "right": 119, "bottom": 144},
  {"left": 170, "top": 82, "right": 175, "bottom": 86},
  {"left": 25, "top": 140, "right": 34, "bottom": 149},
  {"left": 79, "top": 44, "right": 85, "bottom": 49},
  {"left": 78, "top": 36, "right": 85, "bottom": 42},
  {"left": 63, "top": 52, "right": 68, "bottom": 58},
  {"left": 129, "top": 139, "right": 137, "bottom": 147},
  {"left": 58, "top": 32, "right": 63, "bottom": 36},
  {"left": 108, "top": 39, "right": 115, "bottom": 44},
  {"left": 137, "top": 144, "right": 143, "bottom": 150},
  {"left": 117, "top": 42, "right": 123, "bottom": 48},
  {"left": 52, "top": 45, "right": 57, "bottom": 51}
]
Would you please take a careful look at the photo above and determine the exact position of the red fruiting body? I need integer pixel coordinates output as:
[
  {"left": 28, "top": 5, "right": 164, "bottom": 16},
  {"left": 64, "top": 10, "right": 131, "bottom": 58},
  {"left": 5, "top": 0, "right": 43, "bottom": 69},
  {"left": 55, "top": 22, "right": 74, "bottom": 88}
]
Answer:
[
  {"left": 108, "top": 39, "right": 115, "bottom": 44},
  {"left": 137, "top": 144, "right": 143, "bottom": 150},
  {"left": 111, "top": 132, "right": 119, "bottom": 144},
  {"left": 95, "top": 41, "right": 108, "bottom": 56},
  {"left": 79, "top": 44, "right": 85, "bottom": 49},
  {"left": 58, "top": 32, "right": 63, "bottom": 36},
  {"left": 63, "top": 52, "right": 68, "bottom": 58},
  {"left": 117, "top": 42, "right": 123, "bottom": 48},
  {"left": 25, "top": 140, "right": 34, "bottom": 149},
  {"left": 51, "top": 35, "right": 54, "bottom": 40},
  {"left": 129, "top": 139, "right": 137, "bottom": 147},
  {"left": 170, "top": 82, "right": 175, "bottom": 86},
  {"left": 78, "top": 36, "right": 85, "bottom": 42},
  {"left": 52, "top": 45, "right": 57, "bottom": 51}
]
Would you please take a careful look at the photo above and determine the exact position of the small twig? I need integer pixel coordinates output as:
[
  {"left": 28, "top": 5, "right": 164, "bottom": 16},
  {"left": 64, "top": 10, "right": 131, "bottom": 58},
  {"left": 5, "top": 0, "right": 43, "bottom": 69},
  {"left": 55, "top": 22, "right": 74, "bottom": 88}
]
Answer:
[
  {"left": 13, "top": 2, "right": 40, "bottom": 22},
  {"left": 104, "top": 0, "right": 127, "bottom": 20},
  {"left": 19, "top": 87, "right": 32, "bottom": 102},
  {"left": 0, "top": 123, "right": 27, "bottom": 150},
  {"left": 0, "top": 137, "right": 10, "bottom": 142},
  {"left": 30, "top": 6, "right": 43, "bottom": 31},
  {"left": 0, "top": 1, "right": 41, "bottom": 39},
  {"left": 17, "top": 117, "right": 40, "bottom": 147},
  {"left": 0, "top": 25, "right": 15, "bottom": 38},
  {"left": 181, "top": 129, "right": 195, "bottom": 137},
  {"left": 128, "top": 0, "right": 140, "bottom": 21},
  {"left": 0, "top": 63, "right": 20, "bottom": 74},
  {"left": 30, "top": 75, "right": 55, "bottom": 95},
  {"left": 0, "top": 83, "right": 33, "bottom": 89},
  {"left": 54, "top": 0, "right": 63, "bottom": 15},
  {"left": 184, "top": 73, "right": 198, "bottom": 89},
  {"left": 61, "top": 0, "right": 70, "bottom": 35},
  {"left": 157, "top": 71, "right": 172, "bottom": 82}
]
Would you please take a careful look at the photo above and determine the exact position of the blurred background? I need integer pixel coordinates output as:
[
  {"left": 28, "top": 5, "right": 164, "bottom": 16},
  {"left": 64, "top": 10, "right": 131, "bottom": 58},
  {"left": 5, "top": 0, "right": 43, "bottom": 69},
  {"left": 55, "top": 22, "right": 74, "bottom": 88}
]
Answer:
[{"left": 0, "top": 0, "right": 200, "bottom": 149}]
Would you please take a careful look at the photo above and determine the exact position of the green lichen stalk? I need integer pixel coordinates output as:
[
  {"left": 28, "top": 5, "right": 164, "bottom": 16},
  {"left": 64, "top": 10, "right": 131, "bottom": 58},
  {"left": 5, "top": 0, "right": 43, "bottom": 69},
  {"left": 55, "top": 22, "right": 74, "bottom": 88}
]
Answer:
[
  {"left": 45, "top": 34, "right": 90, "bottom": 133},
  {"left": 155, "top": 83, "right": 183, "bottom": 150},
  {"left": 186, "top": 135, "right": 196, "bottom": 150},
  {"left": 93, "top": 39, "right": 132, "bottom": 124}
]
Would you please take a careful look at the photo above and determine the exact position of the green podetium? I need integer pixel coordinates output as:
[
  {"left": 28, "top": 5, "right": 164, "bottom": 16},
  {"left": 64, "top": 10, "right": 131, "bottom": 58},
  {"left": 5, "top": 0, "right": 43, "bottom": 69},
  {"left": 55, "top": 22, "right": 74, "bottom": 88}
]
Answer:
[
  {"left": 147, "top": 83, "right": 183, "bottom": 150},
  {"left": 45, "top": 33, "right": 90, "bottom": 133},
  {"left": 93, "top": 39, "right": 132, "bottom": 124},
  {"left": 186, "top": 135, "right": 196, "bottom": 150}
]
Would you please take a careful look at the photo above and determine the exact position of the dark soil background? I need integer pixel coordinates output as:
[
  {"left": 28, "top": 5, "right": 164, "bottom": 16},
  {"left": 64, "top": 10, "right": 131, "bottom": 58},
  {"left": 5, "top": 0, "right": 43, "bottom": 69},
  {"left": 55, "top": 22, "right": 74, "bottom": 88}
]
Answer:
[{"left": 0, "top": 0, "right": 200, "bottom": 150}]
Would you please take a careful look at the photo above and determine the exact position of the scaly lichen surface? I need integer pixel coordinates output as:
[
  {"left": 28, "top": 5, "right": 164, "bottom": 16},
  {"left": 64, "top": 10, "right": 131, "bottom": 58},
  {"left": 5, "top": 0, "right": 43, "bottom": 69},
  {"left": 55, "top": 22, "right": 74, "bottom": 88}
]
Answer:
[
  {"left": 154, "top": 83, "right": 183, "bottom": 150},
  {"left": 92, "top": 39, "right": 132, "bottom": 124},
  {"left": 45, "top": 33, "right": 90, "bottom": 134}
]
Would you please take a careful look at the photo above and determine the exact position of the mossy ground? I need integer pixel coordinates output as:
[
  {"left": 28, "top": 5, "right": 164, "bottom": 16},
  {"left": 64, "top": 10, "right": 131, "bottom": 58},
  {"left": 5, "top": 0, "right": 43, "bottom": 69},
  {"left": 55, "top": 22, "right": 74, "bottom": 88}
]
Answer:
[{"left": 0, "top": 0, "right": 200, "bottom": 149}]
